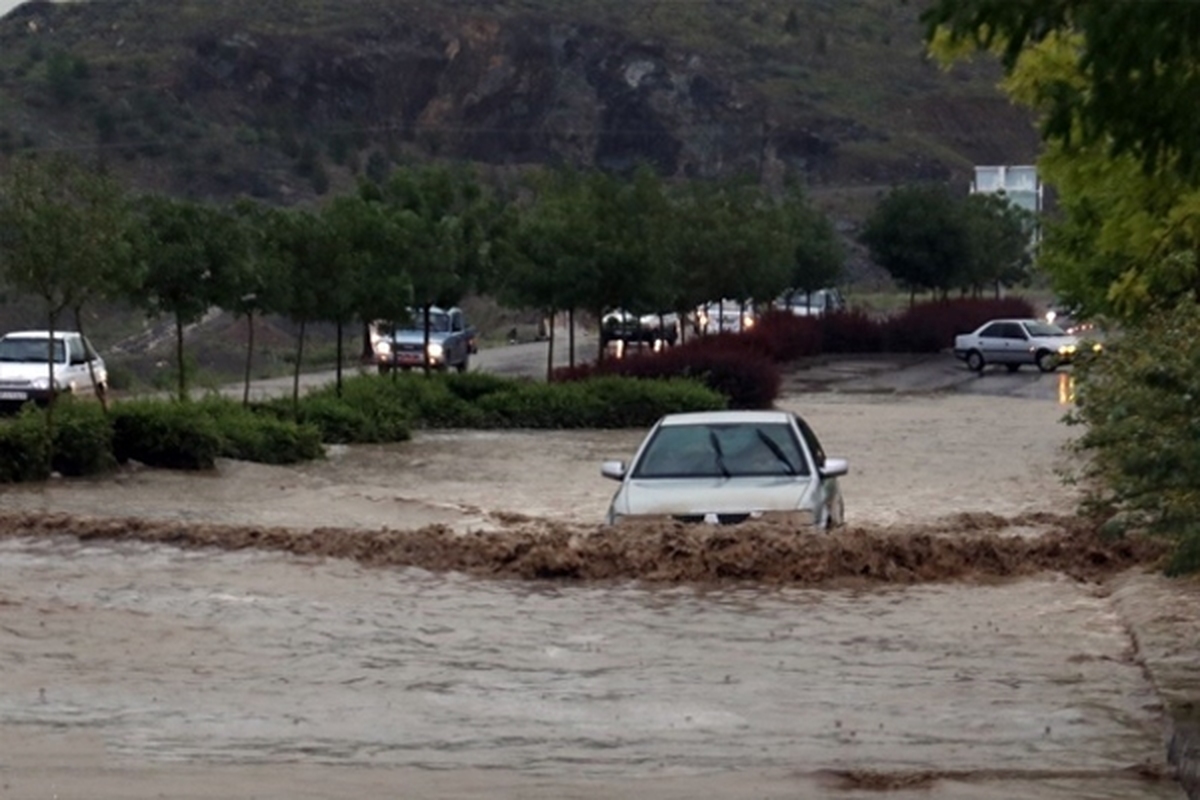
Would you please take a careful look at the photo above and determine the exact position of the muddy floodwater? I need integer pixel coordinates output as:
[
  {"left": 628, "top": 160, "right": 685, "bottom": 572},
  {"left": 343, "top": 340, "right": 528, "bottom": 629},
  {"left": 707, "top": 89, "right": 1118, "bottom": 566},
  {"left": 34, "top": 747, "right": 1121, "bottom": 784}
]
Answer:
[{"left": 0, "top": 390, "right": 1193, "bottom": 798}]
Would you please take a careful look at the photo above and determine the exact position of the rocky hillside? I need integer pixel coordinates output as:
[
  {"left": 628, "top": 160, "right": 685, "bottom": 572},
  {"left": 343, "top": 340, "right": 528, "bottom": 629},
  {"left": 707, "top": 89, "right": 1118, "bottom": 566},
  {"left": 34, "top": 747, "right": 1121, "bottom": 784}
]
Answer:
[{"left": 0, "top": 0, "right": 1039, "bottom": 206}]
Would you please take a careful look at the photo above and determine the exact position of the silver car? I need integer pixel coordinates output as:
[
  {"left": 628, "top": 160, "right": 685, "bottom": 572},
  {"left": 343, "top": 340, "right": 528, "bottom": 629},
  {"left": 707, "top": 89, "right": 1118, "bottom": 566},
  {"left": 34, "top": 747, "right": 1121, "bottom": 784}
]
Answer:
[{"left": 601, "top": 410, "right": 848, "bottom": 528}]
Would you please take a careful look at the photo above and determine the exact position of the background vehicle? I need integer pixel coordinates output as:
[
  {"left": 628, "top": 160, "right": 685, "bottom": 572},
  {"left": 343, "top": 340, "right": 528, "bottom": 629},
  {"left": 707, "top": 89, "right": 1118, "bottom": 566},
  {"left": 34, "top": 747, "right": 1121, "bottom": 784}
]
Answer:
[
  {"left": 600, "top": 409, "right": 848, "bottom": 528},
  {"left": 953, "top": 318, "right": 1086, "bottom": 373},
  {"left": 694, "top": 300, "right": 756, "bottom": 335},
  {"left": 368, "top": 307, "right": 475, "bottom": 373},
  {"left": 0, "top": 330, "right": 107, "bottom": 407},
  {"left": 774, "top": 288, "right": 846, "bottom": 317},
  {"left": 600, "top": 309, "right": 679, "bottom": 347}
]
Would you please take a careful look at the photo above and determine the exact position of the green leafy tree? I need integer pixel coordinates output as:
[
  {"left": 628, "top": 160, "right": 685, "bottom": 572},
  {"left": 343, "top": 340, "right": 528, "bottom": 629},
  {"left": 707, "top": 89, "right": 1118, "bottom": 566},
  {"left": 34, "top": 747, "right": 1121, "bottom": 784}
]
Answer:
[
  {"left": 0, "top": 155, "right": 131, "bottom": 421},
  {"left": 923, "top": 1, "right": 1200, "bottom": 181},
  {"left": 925, "top": 2, "right": 1200, "bottom": 570},
  {"left": 131, "top": 196, "right": 242, "bottom": 402},
  {"left": 960, "top": 192, "right": 1035, "bottom": 297},
  {"left": 780, "top": 183, "right": 844, "bottom": 299},
  {"left": 860, "top": 184, "right": 972, "bottom": 304},
  {"left": 381, "top": 165, "right": 491, "bottom": 375},
  {"left": 228, "top": 200, "right": 289, "bottom": 405}
]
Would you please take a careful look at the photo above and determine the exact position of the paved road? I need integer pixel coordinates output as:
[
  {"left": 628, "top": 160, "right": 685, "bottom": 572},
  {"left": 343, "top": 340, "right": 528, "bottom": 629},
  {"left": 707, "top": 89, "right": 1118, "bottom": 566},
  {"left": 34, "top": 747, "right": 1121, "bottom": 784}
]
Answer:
[{"left": 225, "top": 333, "right": 1071, "bottom": 405}]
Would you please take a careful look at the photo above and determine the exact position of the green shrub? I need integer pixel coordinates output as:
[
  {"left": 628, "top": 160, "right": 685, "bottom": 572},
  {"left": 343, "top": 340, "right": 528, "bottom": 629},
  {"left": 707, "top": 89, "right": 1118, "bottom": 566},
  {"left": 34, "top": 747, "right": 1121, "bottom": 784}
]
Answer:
[
  {"left": 476, "top": 376, "right": 725, "bottom": 429},
  {"left": 443, "top": 371, "right": 515, "bottom": 403},
  {"left": 51, "top": 400, "right": 115, "bottom": 476},
  {"left": 1068, "top": 301, "right": 1200, "bottom": 573},
  {"left": 197, "top": 398, "right": 324, "bottom": 464},
  {"left": 0, "top": 412, "right": 51, "bottom": 482},
  {"left": 288, "top": 376, "right": 417, "bottom": 441},
  {"left": 111, "top": 400, "right": 222, "bottom": 470}
]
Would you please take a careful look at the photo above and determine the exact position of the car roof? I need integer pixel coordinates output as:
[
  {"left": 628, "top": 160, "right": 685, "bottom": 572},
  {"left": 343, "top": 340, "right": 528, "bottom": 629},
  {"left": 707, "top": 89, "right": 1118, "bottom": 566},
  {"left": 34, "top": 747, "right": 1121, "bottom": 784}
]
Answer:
[
  {"left": 659, "top": 410, "right": 793, "bottom": 427},
  {"left": 2, "top": 330, "right": 80, "bottom": 340},
  {"left": 988, "top": 318, "right": 1050, "bottom": 325}
]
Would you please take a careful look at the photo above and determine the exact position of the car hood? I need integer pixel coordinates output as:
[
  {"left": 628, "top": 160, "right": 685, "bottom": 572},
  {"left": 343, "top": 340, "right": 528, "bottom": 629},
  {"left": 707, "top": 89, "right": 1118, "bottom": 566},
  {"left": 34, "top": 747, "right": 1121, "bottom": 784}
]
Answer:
[
  {"left": 0, "top": 361, "right": 63, "bottom": 380},
  {"left": 1033, "top": 334, "right": 1079, "bottom": 348},
  {"left": 617, "top": 475, "right": 815, "bottom": 516},
  {"left": 379, "top": 330, "right": 451, "bottom": 345}
]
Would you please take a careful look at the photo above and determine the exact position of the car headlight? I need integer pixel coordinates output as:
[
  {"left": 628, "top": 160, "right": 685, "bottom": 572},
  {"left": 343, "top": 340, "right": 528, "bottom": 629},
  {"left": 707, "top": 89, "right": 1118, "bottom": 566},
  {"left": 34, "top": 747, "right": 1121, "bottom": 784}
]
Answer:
[
  {"left": 30, "top": 377, "right": 52, "bottom": 390},
  {"left": 427, "top": 343, "right": 444, "bottom": 359},
  {"left": 744, "top": 316, "right": 755, "bottom": 329},
  {"left": 374, "top": 341, "right": 391, "bottom": 356},
  {"left": 1058, "top": 344, "right": 1077, "bottom": 355}
]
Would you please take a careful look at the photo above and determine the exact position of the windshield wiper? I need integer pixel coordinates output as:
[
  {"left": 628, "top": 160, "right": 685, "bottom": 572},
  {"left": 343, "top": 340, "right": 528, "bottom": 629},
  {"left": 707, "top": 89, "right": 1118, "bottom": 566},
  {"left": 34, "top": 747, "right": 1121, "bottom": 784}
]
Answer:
[
  {"left": 708, "top": 430, "right": 731, "bottom": 478},
  {"left": 756, "top": 429, "right": 797, "bottom": 475}
]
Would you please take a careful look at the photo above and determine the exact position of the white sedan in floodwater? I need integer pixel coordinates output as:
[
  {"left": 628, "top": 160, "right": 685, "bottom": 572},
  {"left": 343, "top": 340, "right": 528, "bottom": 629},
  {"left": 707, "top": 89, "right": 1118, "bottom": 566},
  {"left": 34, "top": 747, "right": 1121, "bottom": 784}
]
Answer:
[{"left": 600, "top": 410, "right": 849, "bottom": 528}]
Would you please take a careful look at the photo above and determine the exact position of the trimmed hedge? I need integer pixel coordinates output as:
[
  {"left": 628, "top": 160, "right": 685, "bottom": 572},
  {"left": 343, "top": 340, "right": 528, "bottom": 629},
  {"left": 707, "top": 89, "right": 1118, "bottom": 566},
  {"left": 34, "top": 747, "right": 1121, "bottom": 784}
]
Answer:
[
  {"left": 197, "top": 398, "right": 325, "bottom": 464},
  {"left": 51, "top": 400, "right": 116, "bottom": 476},
  {"left": 0, "top": 412, "right": 51, "bottom": 483},
  {"left": 112, "top": 400, "right": 224, "bottom": 470}
]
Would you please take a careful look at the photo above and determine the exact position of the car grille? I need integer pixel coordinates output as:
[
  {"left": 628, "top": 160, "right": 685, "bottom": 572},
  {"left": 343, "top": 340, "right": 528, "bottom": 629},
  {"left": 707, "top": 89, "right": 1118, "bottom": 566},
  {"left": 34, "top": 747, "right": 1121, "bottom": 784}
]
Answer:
[
  {"left": 0, "top": 379, "right": 33, "bottom": 388},
  {"left": 673, "top": 513, "right": 752, "bottom": 525}
]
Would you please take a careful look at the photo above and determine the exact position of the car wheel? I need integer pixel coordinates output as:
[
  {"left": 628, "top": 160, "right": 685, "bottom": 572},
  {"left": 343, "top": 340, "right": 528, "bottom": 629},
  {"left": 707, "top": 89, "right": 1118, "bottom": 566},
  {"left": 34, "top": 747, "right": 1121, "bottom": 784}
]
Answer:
[
  {"left": 456, "top": 355, "right": 469, "bottom": 374},
  {"left": 966, "top": 350, "right": 985, "bottom": 372},
  {"left": 1036, "top": 350, "right": 1059, "bottom": 373},
  {"left": 1006, "top": 363, "right": 1020, "bottom": 373}
]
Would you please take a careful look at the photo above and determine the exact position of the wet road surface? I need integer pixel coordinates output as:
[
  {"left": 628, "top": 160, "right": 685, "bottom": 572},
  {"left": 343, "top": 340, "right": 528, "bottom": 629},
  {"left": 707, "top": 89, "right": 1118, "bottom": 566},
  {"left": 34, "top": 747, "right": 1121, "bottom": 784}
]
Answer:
[{"left": 0, "top": 537, "right": 1183, "bottom": 799}]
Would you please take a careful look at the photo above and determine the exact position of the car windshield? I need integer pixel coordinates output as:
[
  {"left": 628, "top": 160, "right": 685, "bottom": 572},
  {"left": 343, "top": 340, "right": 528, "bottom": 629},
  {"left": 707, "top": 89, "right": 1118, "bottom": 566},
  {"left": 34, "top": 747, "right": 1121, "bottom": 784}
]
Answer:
[
  {"left": 0, "top": 337, "right": 65, "bottom": 363},
  {"left": 632, "top": 422, "right": 809, "bottom": 479},
  {"left": 1023, "top": 321, "right": 1068, "bottom": 337},
  {"left": 376, "top": 312, "right": 451, "bottom": 335}
]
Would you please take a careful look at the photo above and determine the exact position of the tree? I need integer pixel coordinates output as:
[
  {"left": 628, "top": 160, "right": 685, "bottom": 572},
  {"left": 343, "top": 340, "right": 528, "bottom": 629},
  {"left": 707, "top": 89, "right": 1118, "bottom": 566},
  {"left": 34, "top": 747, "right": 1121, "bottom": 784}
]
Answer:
[
  {"left": 860, "top": 184, "right": 971, "bottom": 303},
  {"left": 228, "top": 200, "right": 288, "bottom": 406},
  {"left": 0, "top": 155, "right": 131, "bottom": 421},
  {"left": 960, "top": 192, "right": 1035, "bottom": 297},
  {"left": 779, "top": 184, "right": 844, "bottom": 298},
  {"left": 381, "top": 165, "right": 491, "bottom": 375},
  {"left": 130, "top": 196, "right": 241, "bottom": 402},
  {"left": 923, "top": 1, "right": 1200, "bottom": 181}
]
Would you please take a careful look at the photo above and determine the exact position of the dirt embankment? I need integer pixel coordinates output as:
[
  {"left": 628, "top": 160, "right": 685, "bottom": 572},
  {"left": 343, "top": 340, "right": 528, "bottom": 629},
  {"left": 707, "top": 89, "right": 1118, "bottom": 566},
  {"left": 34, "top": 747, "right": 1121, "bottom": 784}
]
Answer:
[{"left": 0, "top": 510, "right": 1165, "bottom": 586}]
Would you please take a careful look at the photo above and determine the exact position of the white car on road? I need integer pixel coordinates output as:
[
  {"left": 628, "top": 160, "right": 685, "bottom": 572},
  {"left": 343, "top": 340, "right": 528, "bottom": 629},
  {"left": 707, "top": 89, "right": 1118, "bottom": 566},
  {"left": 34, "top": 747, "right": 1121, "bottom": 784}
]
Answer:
[
  {"left": 0, "top": 330, "right": 107, "bottom": 406},
  {"left": 953, "top": 318, "right": 1086, "bottom": 373},
  {"left": 601, "top": 409, "right": 848, "bottom": 528}
]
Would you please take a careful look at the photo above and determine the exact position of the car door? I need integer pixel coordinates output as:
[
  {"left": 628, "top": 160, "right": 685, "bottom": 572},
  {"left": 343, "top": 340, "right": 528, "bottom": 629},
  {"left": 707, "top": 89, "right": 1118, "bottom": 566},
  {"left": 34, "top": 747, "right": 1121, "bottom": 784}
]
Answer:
[
  {"left": 976, "top": 322, "right": 1009, "bottom": 362},
  {"left": 64, "top": 336, "right": 89, "bottom": 390},
  {"left": 1004, "top": 322, "right": 1034, "bottom": 364}
]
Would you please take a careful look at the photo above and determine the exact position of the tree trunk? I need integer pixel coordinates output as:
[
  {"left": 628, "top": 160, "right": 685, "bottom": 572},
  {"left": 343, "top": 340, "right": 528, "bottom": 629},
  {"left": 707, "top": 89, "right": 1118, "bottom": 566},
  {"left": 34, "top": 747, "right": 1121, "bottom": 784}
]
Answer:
[
  {"left": 242, "top": 309, "right": 255, "bottom": 407},
  {"left": 292, "top": 318, "right": 306, "bottom": 413},
  {"left": 545, "top": 309, "right": 556, "bottom": 382},
  {"left": 568, "top": 308, "right": 576, "bottom": 369},
  {"left": 74, "top": 306, "right": 108, "bottom": 413},
  {"left": 44, "top": 310, "right": 58, "bottom": 468},
  {"left": 335, "top": 320, "right": 345, "bottom": 398},
  {"left": 175, "top": 314, "right": 187, "bottom": 402}
]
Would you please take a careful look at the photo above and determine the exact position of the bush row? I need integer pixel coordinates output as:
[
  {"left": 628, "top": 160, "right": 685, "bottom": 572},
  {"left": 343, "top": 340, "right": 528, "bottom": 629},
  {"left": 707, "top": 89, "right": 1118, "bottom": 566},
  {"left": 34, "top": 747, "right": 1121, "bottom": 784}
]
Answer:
[
  {"left": 270, "top": 372, "right": 725, "bottom": 431},
  {"left": 554, "top": 297, "right": 1038, "bottom": 409},
  {"left": 0, "top": 373, "right": 726, "bottom": 482}
]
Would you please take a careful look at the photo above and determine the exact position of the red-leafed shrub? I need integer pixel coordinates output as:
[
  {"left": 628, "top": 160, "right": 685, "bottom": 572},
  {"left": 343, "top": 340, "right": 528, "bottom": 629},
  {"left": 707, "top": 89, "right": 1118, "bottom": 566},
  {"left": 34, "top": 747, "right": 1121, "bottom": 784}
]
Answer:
[
  {"left": 554, "top": 339, "right": 781, "bottom": 409},
  {"left": 820, "top": 310, "right": 886, "bottom": 353},
  {"left": 739, "top": 311, "right": 822, "bottom": 362},
  {"left": 883, "top": 297, "right": 1037, "bottom": 353}
]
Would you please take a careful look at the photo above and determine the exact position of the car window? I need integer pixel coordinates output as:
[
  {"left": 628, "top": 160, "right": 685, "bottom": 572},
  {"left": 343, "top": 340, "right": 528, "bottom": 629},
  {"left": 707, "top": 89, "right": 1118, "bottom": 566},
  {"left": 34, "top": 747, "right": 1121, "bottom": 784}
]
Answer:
[
  {"left": 792, "top": 414, "right": 826, "bottom": 469},
  {"left": 632, "top": 422, "right": 810, "bottom": 478},
  {"left": 66, "top": 337, "right": 85, "bottom": 363},
  {"left": 1001, "top": 323, "right": 1027, "bottom": 340},
  {"left": 0, "top": 337, "right": 65, "bottom": 363},
  {"left": 1023, "top": 321, "right": 1067, "bottom": 337},
  {"left": 979, "top": 323, "right": 1004, "bottom": 338}
]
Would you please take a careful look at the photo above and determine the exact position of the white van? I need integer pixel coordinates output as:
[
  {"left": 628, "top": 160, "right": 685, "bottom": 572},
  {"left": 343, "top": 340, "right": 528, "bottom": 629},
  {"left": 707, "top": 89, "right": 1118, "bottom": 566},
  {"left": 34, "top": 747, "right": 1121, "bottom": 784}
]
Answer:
[{"left": 0, "top": 330, "right": 107, "bottom": 405}]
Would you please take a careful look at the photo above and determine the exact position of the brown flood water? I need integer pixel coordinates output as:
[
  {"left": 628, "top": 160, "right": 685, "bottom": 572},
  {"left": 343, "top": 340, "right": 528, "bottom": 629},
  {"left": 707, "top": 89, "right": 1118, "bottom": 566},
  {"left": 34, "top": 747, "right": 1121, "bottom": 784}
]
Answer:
[{"left": 0, "top": 392, "right": 1190, "bottom": 798}]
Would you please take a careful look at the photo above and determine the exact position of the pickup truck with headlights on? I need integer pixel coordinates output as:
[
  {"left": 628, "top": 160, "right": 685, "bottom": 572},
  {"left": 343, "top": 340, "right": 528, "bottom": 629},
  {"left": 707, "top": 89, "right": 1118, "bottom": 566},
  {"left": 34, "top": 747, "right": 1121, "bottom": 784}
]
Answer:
[{"left": 368, "top": 307, "right": 476, "bottom": 373}]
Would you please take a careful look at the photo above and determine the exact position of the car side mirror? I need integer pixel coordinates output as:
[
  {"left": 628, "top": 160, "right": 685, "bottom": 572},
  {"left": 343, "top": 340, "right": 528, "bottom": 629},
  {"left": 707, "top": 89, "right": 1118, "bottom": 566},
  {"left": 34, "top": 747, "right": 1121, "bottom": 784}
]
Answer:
[
  {"left": 819, "top": 457, "right": 849, "bottom": 478},
  {"left": 601, "top": 460, "right": 627, "bottom": 481}
]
